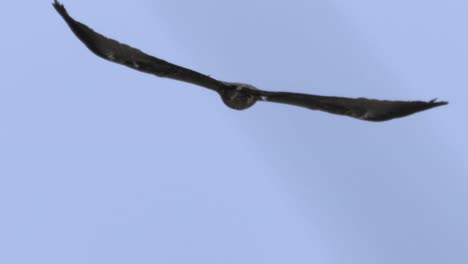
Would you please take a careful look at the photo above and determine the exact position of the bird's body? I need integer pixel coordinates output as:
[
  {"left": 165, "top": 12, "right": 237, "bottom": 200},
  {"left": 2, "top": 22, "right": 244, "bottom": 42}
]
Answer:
[{"left": 52, "top": 0, "right": 447, "bottom": 122}]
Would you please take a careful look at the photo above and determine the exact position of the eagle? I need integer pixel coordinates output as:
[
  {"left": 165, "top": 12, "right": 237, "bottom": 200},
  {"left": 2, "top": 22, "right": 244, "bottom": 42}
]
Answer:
[{"left": 52, "top": 0, "right": 447, "bottom": 122}]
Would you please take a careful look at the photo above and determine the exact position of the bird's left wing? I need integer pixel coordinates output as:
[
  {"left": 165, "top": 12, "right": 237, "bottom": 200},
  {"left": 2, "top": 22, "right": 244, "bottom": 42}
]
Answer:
[
  {"left": 52, "top": 0, "right": 226, "bottom": 92},
  {"left": 257, "top": 90, "right": 448, "bottom": 121}
]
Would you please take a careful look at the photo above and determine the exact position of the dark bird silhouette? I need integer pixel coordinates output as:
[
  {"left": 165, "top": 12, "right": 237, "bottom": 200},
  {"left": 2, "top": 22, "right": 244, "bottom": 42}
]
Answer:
[{"left": 52, "top": 0, "right": 447, "bottom": 122}]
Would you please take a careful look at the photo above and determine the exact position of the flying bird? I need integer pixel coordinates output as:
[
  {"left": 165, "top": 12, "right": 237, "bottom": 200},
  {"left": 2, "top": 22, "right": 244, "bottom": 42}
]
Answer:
[{"left": 52, "top": 0, "right": 447, "bottom": 122}]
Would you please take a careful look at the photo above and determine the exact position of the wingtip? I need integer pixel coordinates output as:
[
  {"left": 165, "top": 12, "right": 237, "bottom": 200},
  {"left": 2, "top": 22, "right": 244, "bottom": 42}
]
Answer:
[
  {"left": 52, "top": 0, "right": 62, "bottom": 8},
  {"left": 429, "top": 98, "right": 449, "bottom": 107},
  {"left": 52, "top": 0, "right": 68, "bottom": 16}
]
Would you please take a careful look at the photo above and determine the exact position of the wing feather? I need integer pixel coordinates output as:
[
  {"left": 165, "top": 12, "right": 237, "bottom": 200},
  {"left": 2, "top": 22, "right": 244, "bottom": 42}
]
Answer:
[
  {"left": 52, "top": 0, "right": 225, "bottom": 92},
  {"left": 259, "top": 91, "right": 448, "bottom": 121}
]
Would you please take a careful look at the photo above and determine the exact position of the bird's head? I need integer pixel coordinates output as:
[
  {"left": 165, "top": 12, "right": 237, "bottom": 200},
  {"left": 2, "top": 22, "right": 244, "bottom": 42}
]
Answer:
[{"left": 219, "top": 82, "right": 259, "bottom": 110}]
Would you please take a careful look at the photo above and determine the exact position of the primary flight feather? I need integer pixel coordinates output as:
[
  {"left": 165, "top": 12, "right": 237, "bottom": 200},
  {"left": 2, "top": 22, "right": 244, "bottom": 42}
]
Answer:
[{"left": 52, "top": 0, "right": 447, "bottom": 122}]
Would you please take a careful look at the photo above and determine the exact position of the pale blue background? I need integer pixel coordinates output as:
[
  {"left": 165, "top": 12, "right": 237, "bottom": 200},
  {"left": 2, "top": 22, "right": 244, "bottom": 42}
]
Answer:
[{"left": 1, "top": 1, "right": 467, "bottom": 263}]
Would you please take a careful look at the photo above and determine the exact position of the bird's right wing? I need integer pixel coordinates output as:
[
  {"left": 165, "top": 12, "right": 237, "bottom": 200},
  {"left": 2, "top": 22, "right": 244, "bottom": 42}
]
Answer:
[
  {"left": 52, "top": 0, "right": 226, "bottom": 92},
  {"left": 258, "top": 91, "right": 448, "bottom": 121}
]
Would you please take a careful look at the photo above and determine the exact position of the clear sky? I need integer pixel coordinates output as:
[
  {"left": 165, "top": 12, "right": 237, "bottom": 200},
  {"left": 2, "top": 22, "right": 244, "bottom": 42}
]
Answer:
[{"left": 1, "top": 0, "right": 467, "bottom": 263}]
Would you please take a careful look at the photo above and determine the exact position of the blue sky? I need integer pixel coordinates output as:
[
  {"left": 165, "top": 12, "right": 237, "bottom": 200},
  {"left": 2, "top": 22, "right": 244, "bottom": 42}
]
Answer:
[{"left": 1, "top": 0, "right": 467, "bottom": 263}]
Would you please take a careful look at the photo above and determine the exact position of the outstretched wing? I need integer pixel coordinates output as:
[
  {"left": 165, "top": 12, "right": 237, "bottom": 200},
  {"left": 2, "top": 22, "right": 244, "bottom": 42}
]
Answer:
[
  {"left": 52, "top": 0, "right": 226, "bottom": 92},
  {"left": 257, "top": 91, "right": 447, "bottom": 121}
]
